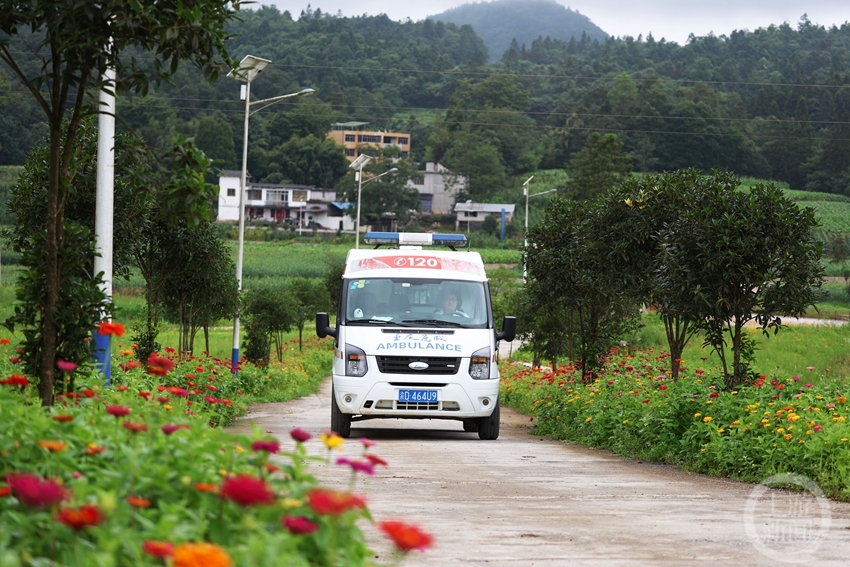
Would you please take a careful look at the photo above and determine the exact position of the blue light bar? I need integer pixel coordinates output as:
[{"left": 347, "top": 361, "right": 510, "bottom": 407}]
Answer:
[{"left": 363, "top": 232, "right": 469, "bottom": 248}]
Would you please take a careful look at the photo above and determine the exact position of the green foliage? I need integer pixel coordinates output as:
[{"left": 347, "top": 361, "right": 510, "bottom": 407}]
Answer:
[
  {"left": 242, "top": 286, "right": 295, "bottom": 365},
  {"left": 566, "top": 133, "right": 632, "bottom": 201}
]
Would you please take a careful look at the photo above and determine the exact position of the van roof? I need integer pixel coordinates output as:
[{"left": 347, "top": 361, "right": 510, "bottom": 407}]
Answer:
[{"left": 344, "top": 248, "right": 487, "bottom": 281}]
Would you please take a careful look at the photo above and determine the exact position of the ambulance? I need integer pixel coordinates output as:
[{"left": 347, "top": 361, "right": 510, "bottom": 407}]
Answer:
[{"left": 316, "top": 232, "right": 516, "bottom": 440}]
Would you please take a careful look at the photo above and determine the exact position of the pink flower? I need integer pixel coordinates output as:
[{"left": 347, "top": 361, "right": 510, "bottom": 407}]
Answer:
[
  {"left": 813, "top": 425, "right": 823, "bottom": 432},
  {"left": 5, "top": 473, "right": 68, "bottom": 508},
  {"left": 290, "top": 428, "right": 311, "bottom": 443},
  {"left": 336, "top": 457, "right": 375, "bottom": 476},
  {"left": 359, "top": 438, "right": 376, "bottom": 448},
  {"left": 161, "top": 424, "right": 189, "bottom": 435},
  {"left": 106, "top": 404, "right": 131, "bottom": 418},
  {"left": 282, "top": 515, "right": 320, "bottom": 535},
  {"left": 251, "top": 440, "right": 280, "bottom": 454},
  {"left": 806, "top": 366, "right": 815, "bottom": 371},
  {"left": 57, "top": 360, "right": 77, "bottom": 372},
  {"left": 805, "top": 383, "right": 813, "bottom": 388}
]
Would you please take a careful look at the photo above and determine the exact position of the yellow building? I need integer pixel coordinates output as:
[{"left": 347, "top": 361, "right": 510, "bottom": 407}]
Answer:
[{"left": 327, "top": 121, "right": 410, "bottom": 162}]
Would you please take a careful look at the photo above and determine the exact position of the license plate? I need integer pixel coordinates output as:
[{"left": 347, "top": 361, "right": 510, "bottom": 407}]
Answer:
[{"left": 398, "top": 389, "right": 438, "bottom": 403}]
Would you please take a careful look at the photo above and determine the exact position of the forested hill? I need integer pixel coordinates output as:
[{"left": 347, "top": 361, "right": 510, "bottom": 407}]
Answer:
[
  {"left": 1, "top": 7, "right": 850, "bottom": 199},
  {"left": 428, "top": 0, "right": 608, "bottom": 62}
]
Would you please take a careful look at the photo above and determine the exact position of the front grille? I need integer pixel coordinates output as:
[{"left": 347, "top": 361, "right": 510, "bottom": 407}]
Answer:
[
  {"left": 396, "top": 401, "right": 439, "bottom": 411},
  {"left": 377, "top": 356, "right": 461, "bottom": 375}
]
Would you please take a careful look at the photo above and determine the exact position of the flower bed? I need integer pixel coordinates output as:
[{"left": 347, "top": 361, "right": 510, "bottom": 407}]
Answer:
[
  {"left": 0, "top": 337, "right": 431, "bottom": 565},
  {"left": 500, "top": 346, "right": 850, "bottom": 500}
]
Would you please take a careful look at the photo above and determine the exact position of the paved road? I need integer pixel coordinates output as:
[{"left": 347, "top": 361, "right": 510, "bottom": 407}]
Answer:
[{"left": 230, "top": 380, "right": 850, "bottom": 566}]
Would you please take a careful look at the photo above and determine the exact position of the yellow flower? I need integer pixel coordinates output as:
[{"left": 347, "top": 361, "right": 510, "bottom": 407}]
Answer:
[
  {"left": 694, "top": 413, "right": 701, "bottom": 418},
  {"left": 717, "top": 429, "right": 725, "bottom": 434},
  {"left": 622, "top": 420, "right": 629, "bottom": 424},
  {"left": 798, "top": 440, "right": 806, "bottom": 444},
  {"left": 731, "top": 420, "right": 740, "bottom": 426},
  {"left": 702, "top": 416, "right": 713, "bottom": 423},
  {"left": 806, "top": 430, "right": 813, "bottom": 435},
  {"left": 172, "top": 542, "right": 232, "bottom": 567},
  {"left": 775, "top": 428, "right": 785, "bottom": 434},
  {"left": 841, "top": 438, "right": 848, "bottom": 442},
  {"left": 784, "top": 434, "right": 793, "bottom": 441},
  {"left": 283, "top": 498, "right": 302, "bottom": 508},
  {"left": 320, "top": 432, "right": 344, "bottom": 450},
  {"left": 163, "top": 404, "right": 172, "bottom": 410},
  {"left": 833, "top": 416, "right": 846, "bottom": 422},
  {"left": 585, "top": 417, "right": 592, "bottom": 422}
]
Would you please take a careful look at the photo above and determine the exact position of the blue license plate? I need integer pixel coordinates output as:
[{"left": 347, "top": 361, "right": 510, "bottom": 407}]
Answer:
[{"left": 398, "top": 389, "right": 438, "bottom": 403}]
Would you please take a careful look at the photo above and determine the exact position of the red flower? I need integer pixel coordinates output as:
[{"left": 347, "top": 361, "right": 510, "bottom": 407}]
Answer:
[
  {"left": 0, "top": 338, "right": 10, "bottom": 345},
  {"left": 146, "top": 354, "right": 175, "bottom": 376},
  {"left": 117, "top": 385, "right": 128, "bottom": 391},
  {"left": 709, "top": 392, "right": 719, "bottom": 398},
  {"left": 82, "top": 389, "right": 95, "bottom": 397},
  {"left": 52, "top": 414, "right": 74, "bottom": 422},
  {"left": 251, "top": 440, "right": 280, "bottom": 454},
  {"left": 142, "top": 540, "right": 175, "bottom": 558},
  {"left": 122, "top": 421, "right": 148, "bottom": 433},
  {"left": 165, "top": 386, "right": 189, "bottom": 397},
  {"left": 219, "top": 474, "right": 275, "bottom": 507},
  {"left": 6, "top": 473, "right": 68, "bottom": 508},
  {"left": 56, "top": 504, "right": 105, "bottom": 530},
  {"left": 290, "top": 428, "right": 311, "bottom": 443},
  {"left": 0, "top": 486, "right": 11, "bottom": 497},
  {"left": 98, "top": 322, "right": 126, "bottom": 337},
  {"left": 127, "top": 495, "right": 151, "bottom": 508},
  {"left": 106, "top": 404, "right": 131, "bottom": 418},
  {"left": 306, "top": 489, "right": 366, "bottom": 516},
  {"left": 282, "top": 515, "right": 320, "bottom": 535},
  {"left": 658, "top": 384, "right": 668, "bottom": 391},
  {"left": 378, "top": 520, "right": 434, "bottom": 552},
  {"left": 120, "top": 360, "right": 141, "bottom": 371},
  {"left": 365, "top": 454, "right": 389, "bottom": 467},
  {"left": 1, "top": 374, "right": 28, "bottom": 387}
]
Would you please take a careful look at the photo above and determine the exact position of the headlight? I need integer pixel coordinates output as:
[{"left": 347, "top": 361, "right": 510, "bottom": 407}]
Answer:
[
  {"left": 345, "top": 344, "right": 368, "bottom": 377},
  {"left": 469, "top": 347, "right": 490, "bottom": 380}
]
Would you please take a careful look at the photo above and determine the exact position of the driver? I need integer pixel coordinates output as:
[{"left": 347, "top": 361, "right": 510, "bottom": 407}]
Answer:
[{"left": 435, "top": 291, "right": 469, "bottom": 318}]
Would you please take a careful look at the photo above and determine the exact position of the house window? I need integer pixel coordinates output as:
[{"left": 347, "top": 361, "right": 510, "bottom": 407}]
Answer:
[
  {"left": 227, "top": 188, "right": 235, "bottom": 197},
  {"left": 359, "top": 134, "right": 381, "bottom": 143},
  {"left": 398, "top": 137, "right": 409, "bottom": 145},
  {"left": 246, "top": 189, "right": 262, "bottom": 200},
  {"left": 267, "top": 190, "right": 289, "bottom": 203},
  {"left": 345, "top": 148, "right": 356, "bottom": 156},
  {"left": 344, "top": 134, "right": 355, "bottom": 142},
  {"left": 419, "top": 194, "right": 433, "bottom": 212}
]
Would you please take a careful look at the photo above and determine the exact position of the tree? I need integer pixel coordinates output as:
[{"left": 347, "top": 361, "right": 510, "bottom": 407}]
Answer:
[
  {"left": 658, "top": 176, "right": 824, "bottom": 389},
  {"left": 194, "top": 115, "right": 238, "bottom": 170},
  {"left": 566, "top": 133, "right": 632, "bottom": 201},
  {"left": 285, "top": 278, "right": 330, "bottom": 351},
  {"left": 525, "top": 197, "right": 640, "bottom": 375},
  {"left": 242, "top": 286, "right": 296, "bottom": 364},
  {"left": 0, "top": 0, "right": 239, "bottom": 405}
]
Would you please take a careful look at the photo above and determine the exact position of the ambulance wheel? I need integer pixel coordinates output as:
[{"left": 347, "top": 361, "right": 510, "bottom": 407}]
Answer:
[
  {"left": 331, "top": 387, "right": 351, "bottom": 438},
  {"left": 462, "top": 419, "right": 479, "bottom": 433},
  {"left": 477, "top": 399, "right": 500, "bottom": 440}
]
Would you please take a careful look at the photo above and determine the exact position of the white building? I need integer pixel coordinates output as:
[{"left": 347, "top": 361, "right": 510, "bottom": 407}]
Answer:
[
  {"left": 406, "top": 162, "right": 467, "bottom": 215},
  {"left": 454, "top": 202, "right": 516, "bottom": 231},
  {"left": 217, "top": 171, "right": 355, "bottom": 231}
]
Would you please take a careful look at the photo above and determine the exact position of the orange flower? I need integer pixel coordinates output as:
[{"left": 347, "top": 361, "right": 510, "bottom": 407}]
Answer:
[
  {"left": 0, "top": 486, "right": 11, "bottom": 497},
  {"left": 38, "top": 440, "right": 67, "bottom": 452},
  {"left": 52, "top": 414, "right": 74, "bottom": 422},
  {"left": 98, "top": 322, "right": 125, "bottom": 337},
  {"left": 127, "top": 495, "right": 151, "bottom": 508},
  {"left": 172, "top": 542, "right": 232, "bottom": 567},
  {"left": 378, "top": 520, "right": 434, "bottom": 552},
  {"left": 85, "top": 443, "right": 106, "bottom": 455},
  {"left": 0, "top": 338, "right": 10, "bottom": 345},
  {"left": 55, "top": 504, "right": 105, "bottom": 530},
  {"left": 122, "top": 421, "right": 148, "bottom": 433},
  {"left": 194, "top": 483, "right": 217, "bottom": 493}
]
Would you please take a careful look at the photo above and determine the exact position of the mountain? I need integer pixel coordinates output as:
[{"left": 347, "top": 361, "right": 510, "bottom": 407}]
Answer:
[{"left": 428, "top": 0, "right": 608, "bottom": 62}]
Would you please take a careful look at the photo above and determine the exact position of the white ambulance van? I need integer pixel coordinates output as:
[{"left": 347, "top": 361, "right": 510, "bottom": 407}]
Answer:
[{"left": 316, "top": 232, "right": 516, "bottom": 440}]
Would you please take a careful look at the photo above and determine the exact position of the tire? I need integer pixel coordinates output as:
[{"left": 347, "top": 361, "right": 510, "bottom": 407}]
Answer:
[
  {"left": 331, "top": 387, "right": 351, "bottom": 438},
  {"left": 477, "top": 398, "right": 500, "bottom": 440},
  {"left": 462, "top": 419, "right": 479, "bottom": 432}
]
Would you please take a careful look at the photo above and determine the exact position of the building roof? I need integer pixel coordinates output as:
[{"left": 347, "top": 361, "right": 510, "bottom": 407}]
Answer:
[
  {"left": 454, "top": 203, "right": 516, "bottom": 213},
  {"left": 333, "top": 121, "right": 369, "bottom": 128}
]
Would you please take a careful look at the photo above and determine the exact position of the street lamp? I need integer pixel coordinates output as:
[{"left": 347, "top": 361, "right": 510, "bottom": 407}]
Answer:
[
  {"left": 228, "top": 54, "right": 315, "bottom": 373},
  {"left": 351, "top": 156, "right": 398, "bottom": 249},
  {"left": 523, "top": 177, "right": 557, "bottom": 279}
]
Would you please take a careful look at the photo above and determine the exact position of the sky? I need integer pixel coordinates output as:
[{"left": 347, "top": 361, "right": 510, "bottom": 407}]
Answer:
[{"left": 261, "top": 0, "right": 849, "bottom": 45}]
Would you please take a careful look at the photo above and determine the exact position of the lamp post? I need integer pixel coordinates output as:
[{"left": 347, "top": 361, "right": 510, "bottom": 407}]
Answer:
[
  {"left": 227, "top": 54, "right": 314, "bottom": 373},
  {"left": 523, "top": 178, "right": 557, "bottom": 279}
]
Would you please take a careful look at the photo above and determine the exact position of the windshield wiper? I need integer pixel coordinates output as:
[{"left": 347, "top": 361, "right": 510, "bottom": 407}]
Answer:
[
  {"left": 401, "top": 318, "right": 466, "bottom": 327},
  {"left": 347, "top": 318, "right": 391, "bottom": 325}
]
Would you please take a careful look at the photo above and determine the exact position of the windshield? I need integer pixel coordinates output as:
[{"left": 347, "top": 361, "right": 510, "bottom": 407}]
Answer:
[{"left": 344, "top": 278, "right": 488, "bottom": 328}]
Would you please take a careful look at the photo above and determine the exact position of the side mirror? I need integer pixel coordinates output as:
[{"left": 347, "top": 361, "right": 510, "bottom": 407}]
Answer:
[
  {"left": 316, "top": 312, "right": 337, "bottom": 339},
  {"left": 495, "top": 316, "right": 516, "bottom": 342}
]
